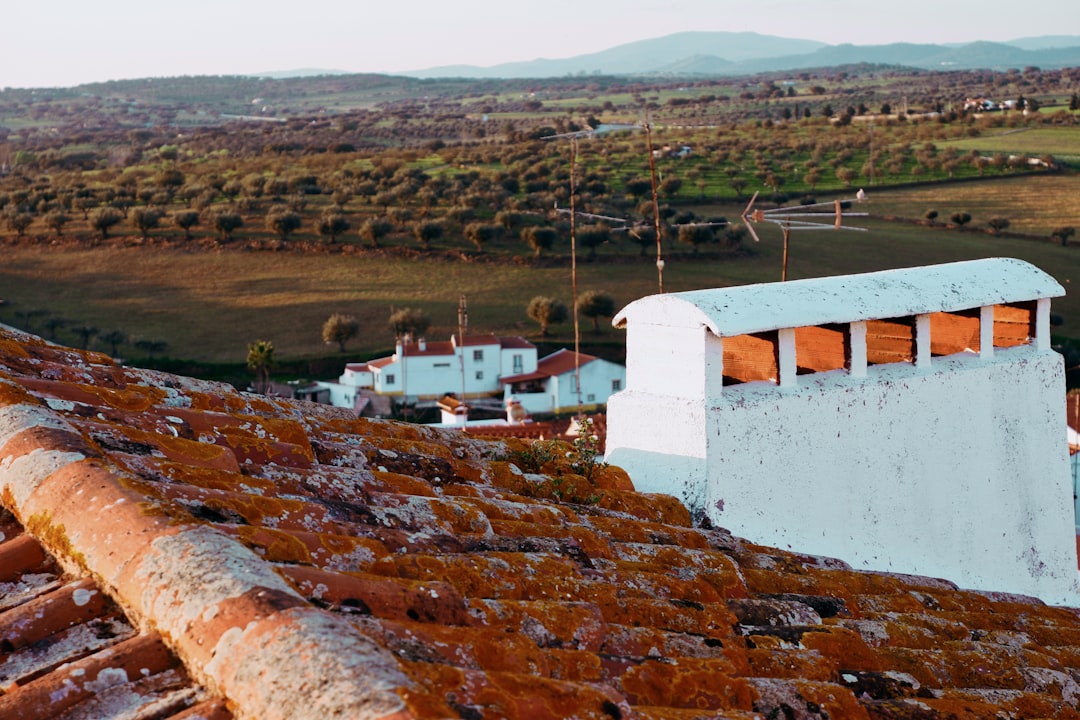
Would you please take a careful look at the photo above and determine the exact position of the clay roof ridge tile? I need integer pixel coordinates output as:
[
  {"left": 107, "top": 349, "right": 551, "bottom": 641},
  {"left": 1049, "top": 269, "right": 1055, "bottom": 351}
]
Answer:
[{"left": 0, "top": 403, "right": 91, "bottom": 510}]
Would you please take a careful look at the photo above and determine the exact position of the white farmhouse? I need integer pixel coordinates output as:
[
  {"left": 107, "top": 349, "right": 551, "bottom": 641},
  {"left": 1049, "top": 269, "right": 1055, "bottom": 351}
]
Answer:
[
  {"left": 605, "top": 258, "right": 1080, "bottom": 604},
  {"left": 502, "top": 348, "right": 626, "bottom": 415},
  {"left": 323, "top": 334, "right": 537, "bottom": 402}
]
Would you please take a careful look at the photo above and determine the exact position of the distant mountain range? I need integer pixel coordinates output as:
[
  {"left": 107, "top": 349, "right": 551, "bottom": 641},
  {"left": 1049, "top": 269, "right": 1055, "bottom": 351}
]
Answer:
[{"left": 385, "top": 31, "right": 1080, "bottom": 79}]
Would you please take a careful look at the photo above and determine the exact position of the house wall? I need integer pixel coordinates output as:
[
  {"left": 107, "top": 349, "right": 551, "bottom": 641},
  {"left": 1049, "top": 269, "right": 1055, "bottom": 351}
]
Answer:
[
  {"left": 500, "top": 347, "right": 537, "bottom": 378},
  {"left": 554, "top": 359, "right": 627, "bottom": 413}
]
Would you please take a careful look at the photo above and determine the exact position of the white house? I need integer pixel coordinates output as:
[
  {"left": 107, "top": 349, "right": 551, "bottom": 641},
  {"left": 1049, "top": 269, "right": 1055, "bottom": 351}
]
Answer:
[
  {"left": 502, "top": 349, "right": 626, "bottom": 415},
  {"left": 605, "top": 258, "right": 1080, "bottom": 604},
  {"left": 319, "top": 334, "right": 537, "bottom": 403}
]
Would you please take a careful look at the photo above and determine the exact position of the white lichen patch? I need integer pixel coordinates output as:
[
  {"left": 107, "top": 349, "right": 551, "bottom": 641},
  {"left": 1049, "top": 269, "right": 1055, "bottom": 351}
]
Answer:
[
  {"left": 205, "top": 608, "right": 410, "bottom": 720},
  {"left": 132, "top": 525, "right": 303, "bottom": 633},
  {"left": 0, "top": 448, "right": 87, "bottom": 510},
  {"left": 84, "top": 666, "right": 129, "bottom": 692},
  {"left": 72, "top": 587, "right": 97, "bottom": 606}
]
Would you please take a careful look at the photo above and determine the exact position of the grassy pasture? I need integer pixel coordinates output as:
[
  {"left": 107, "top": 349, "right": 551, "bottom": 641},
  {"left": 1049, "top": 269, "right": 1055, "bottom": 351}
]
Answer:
[
  {"left": 4, "top": 187, "right": 1080, "bottom": 370},
  {"left": 942, "top": 125, "right": 1080, "bottom": 164}
]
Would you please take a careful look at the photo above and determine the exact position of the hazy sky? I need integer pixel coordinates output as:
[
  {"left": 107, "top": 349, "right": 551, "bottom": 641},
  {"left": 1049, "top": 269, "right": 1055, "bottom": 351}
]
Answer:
[{"left": 3, "top": 0, "right": 1077, "bottom": 88}]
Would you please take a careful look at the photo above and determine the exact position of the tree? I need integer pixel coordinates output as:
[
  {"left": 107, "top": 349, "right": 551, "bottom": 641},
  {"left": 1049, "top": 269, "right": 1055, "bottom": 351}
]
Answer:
[
  {"left": 42, "top": 316, "right": 68, "bottom": 341},
  {"left": 72, "top": 325, "right": 99, "bottom": 350},
  {"left": 173, "top": 210, "right": 200, "bottom": 240},
  {"left": 317, "top": 213, "right": 351, "bottom": 243},
  {"left": 134, "top": 339, "right": 169, "bottom": 357},
  {"left": 625, "top": 178, "right": 653, "bottom": 200},
  {"left": 321, "top": 314, "right": 359, "bottom": 352},
  {"left": 7, "top": 212, "right": 33, "bottom": 236},
  {"left": 987, "top": 217, "right": 1010, "bottom": 235},
  {"left": 950, "top": 212, "right": 972, "bottom": 227},
  {"left": 523, "top": 226, "right": 559, "bottom": 259},
  {"left": 728, "top": 176, "right": 748, "bottom": 198},
  {"left": 210, "top": 211, "right": 244, "bottom": 242},
  {"left": 677, "top": 223, "right": 715, "bottom": 253},
  {"left": 44, "top": 211, "right": 70, "bottom": 236},
  {"left": 658, "top": 177, "right": 683, "bottom": 199},
  {"left": 1052, "top": 226, "right": 1076, "bottom": 247},
  {"left": 131, "top": 207, "right": 161, "bottom": 240},
  {"left": 359, "top": 217, "right": 393, "bottom": 248},
  {"left": 576, "top": 224, "right": 611, "bottom": 259},
  {"left": 246, "top": 339, "right": 275, "bottom": 394},
  {"left": 465, "top": 222, "right": 504, "bottom": 253},
  {"left": 388, "top": 307, "right": 432, "bottom": 340},
  {"left": 413, "top": 220, "right": 445, "bottom": 250},
  {"left": 99, "top": 329, "right": 127, "bottom": 357},
  {"left": 90, "top": 207, "right": 124, "bottom": 239},
  {"left": 577, "top": 290, "right": 617, "bottom": 334},
  {"left": 266, "top": 208, "right": 302, "bottom": 240},
  {"left": 526, "top": 296, "right": 568, "bottom": 337}
]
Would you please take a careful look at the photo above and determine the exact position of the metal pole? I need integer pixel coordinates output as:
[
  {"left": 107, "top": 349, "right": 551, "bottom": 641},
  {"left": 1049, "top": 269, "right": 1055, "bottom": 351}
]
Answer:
[
  {"left": 570, "top": 138, "right": 582, "bottom": 412},
  {"left": 781, "top": 224, "right": 791, "bottom": 282},
  {"left": 644, "top": 111, "right": 664, "bottom": 293}
]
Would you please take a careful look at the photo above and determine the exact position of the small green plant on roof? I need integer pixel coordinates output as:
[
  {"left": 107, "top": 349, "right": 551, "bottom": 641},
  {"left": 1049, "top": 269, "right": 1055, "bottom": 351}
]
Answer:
[
  {"left": 567, "top": 415, "right": 607, "bottom": 483},
  {"left": 507, "top": 439, "right": 558, "bottom": 473}
]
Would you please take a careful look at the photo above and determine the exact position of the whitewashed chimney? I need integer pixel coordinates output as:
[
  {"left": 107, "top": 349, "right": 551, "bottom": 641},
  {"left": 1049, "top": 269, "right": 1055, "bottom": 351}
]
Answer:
[{"left": 606, "top": 258, "right": 1080, "bottom": 603}]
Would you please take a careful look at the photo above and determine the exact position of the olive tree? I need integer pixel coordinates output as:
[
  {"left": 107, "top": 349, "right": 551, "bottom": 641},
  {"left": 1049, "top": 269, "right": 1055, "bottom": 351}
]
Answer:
[
  {"left": 321, "top": 313, "right": 360, "bottom": 352},
  {"left": 526, "top": 296, "right": 568, "bottom": 337},
  {"left": 577, "top": 290, "right": 617, "bottom": 334}
]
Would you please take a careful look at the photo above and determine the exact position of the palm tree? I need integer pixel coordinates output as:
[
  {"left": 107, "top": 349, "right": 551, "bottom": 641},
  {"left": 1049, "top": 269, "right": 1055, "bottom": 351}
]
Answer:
[{"left": 246, "top": 340, "right": 275, "bottom": 394}]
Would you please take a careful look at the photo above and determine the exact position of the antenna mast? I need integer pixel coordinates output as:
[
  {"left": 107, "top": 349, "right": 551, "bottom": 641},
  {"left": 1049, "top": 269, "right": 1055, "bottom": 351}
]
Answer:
[
  {"left": 644, "top": 109, "right": 664, "bottom": 293},
  {"left": 458, "top": 294, "right": 468, "bottom": 407},
  {"left": 570, "top": 138, "right": 583, "bottom": 412}
]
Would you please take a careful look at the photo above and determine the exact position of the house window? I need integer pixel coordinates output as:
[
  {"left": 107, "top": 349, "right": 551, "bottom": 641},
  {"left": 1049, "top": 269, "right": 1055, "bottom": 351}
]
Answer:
[
  {"left": 384, "top": 374, "right": 395, "bottom": 385},
  {"left": 434, "top": 362, "right": 451, "bottom": 368},
  {"left": 587, "top": 394, "right": 596, "bottom": 402},
  {"left": 475, "top": 371, "right": 484, "bottom": 380},
  {"left": 473, "top": 349, "right": 484, "bottom": 362},
  {"left": 513, "top": 354, "right": 523, "bottom": 373},
  {"left": 612, "top": 379, "right": 622, "bottom": 392}
]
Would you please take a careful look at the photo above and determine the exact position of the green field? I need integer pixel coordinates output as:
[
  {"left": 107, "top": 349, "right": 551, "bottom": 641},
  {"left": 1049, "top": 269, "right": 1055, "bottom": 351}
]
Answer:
[{"left": 4, "top": 173, "right": 1080, "bottom": 371}]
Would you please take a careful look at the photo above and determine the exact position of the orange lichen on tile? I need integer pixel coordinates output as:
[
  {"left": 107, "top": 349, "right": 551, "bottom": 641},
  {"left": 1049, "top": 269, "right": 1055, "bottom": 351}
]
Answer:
[
  {"left": 222, "top": 525, "right": 396, "bottom": 573},
  {"left": 595, "top": 488, "right": 693, "bottom": 526},
  {"left": 466, "top": 599, "right": 608, "bottom": 651},
  {"left": 586, "top": 515, "right": 712, "bottom": 549},
  {"left": 798, "top": 626, "right": 885, "bottom": 672},
  {"left": 487, "top": 518, "right": 613, "bottom": 559},
  {"left": 280, "top": 564, "right": 470, "bottom": 625},
  {"left": 597, "top": 597, "right": 739, "bottom": 641},
  {"left": 400, "top": 660, "right": 630, "bottom": 720},
  {"left": 745, "top": 648, "right": 837, "bottom": 681},
  {"left": 616, "top": 657, "right": 757, "bottom": 711}
]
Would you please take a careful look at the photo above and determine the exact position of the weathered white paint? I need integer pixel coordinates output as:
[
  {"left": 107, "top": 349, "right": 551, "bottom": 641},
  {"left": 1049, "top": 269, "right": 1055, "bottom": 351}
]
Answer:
[{"left": 607, "top": 258, "right": 1080, "bottom": 604}]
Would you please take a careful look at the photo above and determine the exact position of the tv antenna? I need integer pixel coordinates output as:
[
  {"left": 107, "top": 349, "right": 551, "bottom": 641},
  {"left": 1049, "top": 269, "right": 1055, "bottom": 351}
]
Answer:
[{"left": 741, "top": 189, "right": 869, "bottom": 281}]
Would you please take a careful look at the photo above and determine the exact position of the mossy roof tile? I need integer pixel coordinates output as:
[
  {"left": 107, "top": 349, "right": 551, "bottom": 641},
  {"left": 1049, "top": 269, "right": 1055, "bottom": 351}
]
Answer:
[{"left": 3, "top": 324, "right": 1080, "bottom": 718}]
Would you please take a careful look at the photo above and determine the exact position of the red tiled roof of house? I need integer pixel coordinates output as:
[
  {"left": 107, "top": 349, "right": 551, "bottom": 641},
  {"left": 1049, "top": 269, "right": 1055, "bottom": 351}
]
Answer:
[
  {"left": 502, "top": 348, "right": 599, "bottom": 384},
  {"left": 3, "top": 324, "right": 1080, "bottom": 719}
]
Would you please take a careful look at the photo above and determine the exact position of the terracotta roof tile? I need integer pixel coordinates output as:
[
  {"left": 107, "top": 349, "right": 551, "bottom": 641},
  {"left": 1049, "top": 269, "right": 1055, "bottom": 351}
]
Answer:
[{"left": 4, "top": 323, "right": 1080, "bottom": 718}]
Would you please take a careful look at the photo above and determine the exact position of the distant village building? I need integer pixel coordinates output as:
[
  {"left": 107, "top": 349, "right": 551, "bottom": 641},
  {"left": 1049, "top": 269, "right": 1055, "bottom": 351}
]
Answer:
[
  {"left": 501, "top": 348, "right": 626, "bottom": 415},
  {"left": 606, "top": 258, "right": 1080, "bottom": 604},
  {"left": 318, "top": 337, "right": 625, "bottom": 417}
]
